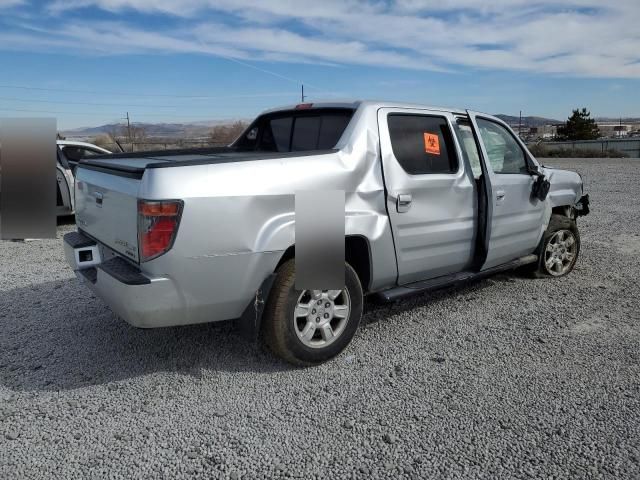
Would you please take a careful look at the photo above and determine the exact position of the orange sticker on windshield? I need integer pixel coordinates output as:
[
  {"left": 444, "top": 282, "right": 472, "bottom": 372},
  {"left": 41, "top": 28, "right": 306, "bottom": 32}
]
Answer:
[{"left": 423, "top": 133, "right": 440, "bottom": 155}]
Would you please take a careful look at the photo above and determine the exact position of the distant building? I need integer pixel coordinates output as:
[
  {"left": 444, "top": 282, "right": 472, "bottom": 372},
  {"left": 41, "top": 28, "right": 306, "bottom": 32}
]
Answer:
[
  {"left": 527, "top": 125, "right": 558, "bottom": 140},
  {"left": 597, "top": 121, "right": 640, "bottom": 138},
  {"left": 511, "top": 124, "right": 558, "bottom": 141}
]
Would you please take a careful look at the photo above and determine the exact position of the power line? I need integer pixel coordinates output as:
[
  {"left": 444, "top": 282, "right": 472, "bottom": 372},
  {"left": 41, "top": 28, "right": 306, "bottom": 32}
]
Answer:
[
  {"left": 0, "top": 84, "right": 330, "bottom": 99},
  {"left": 0, "top": 106, "right": 256, "bottom": 119},
  {"left": 0, "top": 95, "right": 184, "bottom": 108},
  {"left": 0, "top": 95, "right": 298, "bottom": 109}
]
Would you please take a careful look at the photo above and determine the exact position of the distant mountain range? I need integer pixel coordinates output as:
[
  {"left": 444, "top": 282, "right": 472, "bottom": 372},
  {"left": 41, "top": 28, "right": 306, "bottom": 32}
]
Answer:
[
  {"left": 494, "top": 115, "right": 562, "bottom": 127},
  {"left": 61, "top": 114, "right": 640, "bottom": 140},
  {"left": 61, "top": 119, "right": 248, "bottom": 139}
]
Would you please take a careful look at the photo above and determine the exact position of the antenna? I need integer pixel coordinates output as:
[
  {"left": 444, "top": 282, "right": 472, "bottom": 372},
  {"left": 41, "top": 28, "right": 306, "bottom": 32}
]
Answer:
[{"left": 301, "top": 84, "right": 306, "bottom": 103}]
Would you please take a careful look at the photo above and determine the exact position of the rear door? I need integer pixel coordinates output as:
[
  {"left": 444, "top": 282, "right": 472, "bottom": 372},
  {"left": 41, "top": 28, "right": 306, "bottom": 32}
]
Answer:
[
  {"left": 467, "top": 112, "right": 546, "bottom": 269},
  {"left": 378, "top": 108, "right": 477, "bottom": 284}
]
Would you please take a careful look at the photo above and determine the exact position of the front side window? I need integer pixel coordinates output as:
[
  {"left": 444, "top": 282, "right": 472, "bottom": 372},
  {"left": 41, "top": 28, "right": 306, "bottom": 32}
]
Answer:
[
  {"left": 387, "top": 114, "right": 458, "bottom": 174},
  {"left": 476, "top": 119, "right": 528, "bottom": 174}
]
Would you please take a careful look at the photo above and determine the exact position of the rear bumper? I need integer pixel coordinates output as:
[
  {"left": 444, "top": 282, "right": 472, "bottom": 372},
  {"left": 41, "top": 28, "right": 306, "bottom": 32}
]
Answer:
[{"left": 64, "top": 232, "right": 187, "bottom": 328}]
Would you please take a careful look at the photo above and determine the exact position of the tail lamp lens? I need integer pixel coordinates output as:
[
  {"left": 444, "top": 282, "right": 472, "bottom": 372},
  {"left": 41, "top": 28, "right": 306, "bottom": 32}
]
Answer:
[{"left": 138, "top": 200, "right": 183, "bottom": 261}]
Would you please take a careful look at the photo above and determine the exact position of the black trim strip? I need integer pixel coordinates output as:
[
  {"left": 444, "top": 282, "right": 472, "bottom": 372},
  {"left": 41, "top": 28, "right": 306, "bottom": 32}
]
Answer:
[
  {"left": 146, "top": 149, "right": 339, "bottom": 169},
  {"left": 376, "top": 254, "right": 538, "bottom": 302},
  {"left": 77, "top": 149, "right": 339, "bottom": 175},
  {"left": 93, "top": 146, "right": 234, "bottom": 159},
  {"left": 63, "top": 231, "right": 97, "bottom": 248},
  {"left": 98, "top": 257, "right": 150, "bottom": 285}
]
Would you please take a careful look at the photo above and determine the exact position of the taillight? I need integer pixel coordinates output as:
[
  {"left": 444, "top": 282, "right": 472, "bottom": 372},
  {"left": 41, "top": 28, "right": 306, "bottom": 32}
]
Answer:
[{"left": 138, "top": 199, "right": 183, "bottom": 262}]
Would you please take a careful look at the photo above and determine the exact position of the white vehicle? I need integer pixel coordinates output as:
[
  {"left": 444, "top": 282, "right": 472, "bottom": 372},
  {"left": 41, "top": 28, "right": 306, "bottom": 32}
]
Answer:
[{"left": 57, "top": 140, "right": 110, "bottom": 216}]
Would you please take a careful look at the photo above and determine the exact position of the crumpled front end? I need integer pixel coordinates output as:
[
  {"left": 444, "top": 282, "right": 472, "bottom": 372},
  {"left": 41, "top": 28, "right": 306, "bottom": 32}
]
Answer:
[{"left": 543, "top": 167, "right": 590, "bottom": 217}]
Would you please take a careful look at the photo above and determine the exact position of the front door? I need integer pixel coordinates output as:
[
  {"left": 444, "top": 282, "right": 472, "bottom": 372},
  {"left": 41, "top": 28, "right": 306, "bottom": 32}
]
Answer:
[
  {"left": 378, "top": 108, "right": 477, "bottom": 284},
  {"left": 467, "top": 112, "right": 546, "bottom": 269}
]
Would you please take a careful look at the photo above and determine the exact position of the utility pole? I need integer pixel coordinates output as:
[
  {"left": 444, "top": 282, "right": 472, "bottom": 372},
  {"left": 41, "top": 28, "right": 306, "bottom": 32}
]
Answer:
[
  {"left": 125, "top": 112, "right": 132, "bottom": 152},
  {"left": 519, "top": 110, "right": 522, "bottom": 138},
  {"left": 126, "top": 112, "right": 132, "bottom": 143}
]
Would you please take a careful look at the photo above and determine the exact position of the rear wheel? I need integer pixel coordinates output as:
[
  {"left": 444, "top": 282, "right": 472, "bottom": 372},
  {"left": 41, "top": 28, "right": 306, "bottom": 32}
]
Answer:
[
  {"left": 262, "top": 259, "right": 363, "bottom": 366},
  {"left": 532, "top": 214, "right": 580, "bottom": 277}
]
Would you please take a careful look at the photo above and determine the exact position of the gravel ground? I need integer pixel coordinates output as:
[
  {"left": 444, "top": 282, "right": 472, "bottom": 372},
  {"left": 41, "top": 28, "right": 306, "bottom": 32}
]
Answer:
[{"left": 1, "top": 158, "right": 639, "bottom": 479}]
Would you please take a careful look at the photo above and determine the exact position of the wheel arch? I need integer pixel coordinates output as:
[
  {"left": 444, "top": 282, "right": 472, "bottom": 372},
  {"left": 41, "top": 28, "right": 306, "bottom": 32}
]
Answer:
[
  {"left": 274, "top": 235, "right": 373, "bottom": 293},
  {"left": 551, "top": 205, "right": 575, "bottom": 219}
]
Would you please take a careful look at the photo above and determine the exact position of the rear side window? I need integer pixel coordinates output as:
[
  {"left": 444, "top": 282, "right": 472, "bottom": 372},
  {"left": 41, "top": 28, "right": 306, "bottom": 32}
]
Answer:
[
  {"left": 388, "top": 114, "right": 458, "bottom": 174},
  {"left": 235, "top": 109, "right": 353, "bottom": 152}
]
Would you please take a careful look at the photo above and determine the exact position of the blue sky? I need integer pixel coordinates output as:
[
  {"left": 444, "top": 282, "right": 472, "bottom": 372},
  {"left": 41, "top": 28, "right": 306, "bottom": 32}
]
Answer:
[{"left": 0, "top": 0, "right": 638, "bottom": 129}]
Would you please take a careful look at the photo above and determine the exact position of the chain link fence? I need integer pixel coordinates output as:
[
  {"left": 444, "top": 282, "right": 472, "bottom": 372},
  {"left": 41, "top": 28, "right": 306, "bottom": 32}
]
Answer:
[{"left": 540, "top": 138, "right": 640, "bottom": 158}]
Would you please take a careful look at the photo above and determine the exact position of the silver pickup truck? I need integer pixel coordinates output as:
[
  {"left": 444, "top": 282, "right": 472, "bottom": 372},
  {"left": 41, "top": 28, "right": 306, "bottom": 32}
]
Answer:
[{"left": 64, "top": 101, "right": 589, "bottom": 365}]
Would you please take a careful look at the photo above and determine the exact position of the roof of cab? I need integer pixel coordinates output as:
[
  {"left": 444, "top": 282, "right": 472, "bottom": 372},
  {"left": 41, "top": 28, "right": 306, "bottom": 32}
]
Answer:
[{"left": 260, "top": 100, "right": 468, "bottom": 116}]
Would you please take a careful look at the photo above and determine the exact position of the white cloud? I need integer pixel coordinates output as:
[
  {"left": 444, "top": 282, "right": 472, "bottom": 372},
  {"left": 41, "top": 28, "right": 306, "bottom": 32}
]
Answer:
[
  {"left": 0, "top": 0, "right": 25, "bottom": 8},
  {"left": 5, "top": 0, "right": 640, "bottom": 78}
]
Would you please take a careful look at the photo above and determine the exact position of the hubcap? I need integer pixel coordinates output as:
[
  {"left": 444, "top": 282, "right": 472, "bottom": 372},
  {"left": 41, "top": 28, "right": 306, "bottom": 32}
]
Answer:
[
  {"left": 293, "top": 289, "right": 351, "bottom": 349},
  {"left": 544, "top": 229, "right": 577, "bottom": 276}
]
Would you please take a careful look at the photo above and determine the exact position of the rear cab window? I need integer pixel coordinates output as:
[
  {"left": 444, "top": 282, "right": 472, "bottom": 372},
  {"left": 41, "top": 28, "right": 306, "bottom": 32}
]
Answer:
[
  {"left": 387, "top": 114, "right": 458, "bottom": 174},
  {"left": 234, "top": 108, "right": 353, "bottom": 152}
]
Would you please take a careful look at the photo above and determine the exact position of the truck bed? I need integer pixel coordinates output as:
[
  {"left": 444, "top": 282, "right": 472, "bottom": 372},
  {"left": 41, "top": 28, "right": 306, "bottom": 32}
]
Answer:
[{"left": 80, "top": 147, "right": 338, "bottom": 179}]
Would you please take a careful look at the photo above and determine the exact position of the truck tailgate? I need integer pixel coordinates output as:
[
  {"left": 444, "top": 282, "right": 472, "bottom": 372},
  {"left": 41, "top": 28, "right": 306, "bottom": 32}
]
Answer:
[{"left": 75, "top": 166, "right": 141, "bottom": 263}]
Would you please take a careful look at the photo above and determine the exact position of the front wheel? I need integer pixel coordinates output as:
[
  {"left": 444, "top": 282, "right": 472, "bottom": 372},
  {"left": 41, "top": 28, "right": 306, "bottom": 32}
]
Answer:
[
  {"left": 262, "top": 259, "right": 363, "bottom": 366},
  {"left": 533, "top": 214, "right": 581, "bottom": 277}
]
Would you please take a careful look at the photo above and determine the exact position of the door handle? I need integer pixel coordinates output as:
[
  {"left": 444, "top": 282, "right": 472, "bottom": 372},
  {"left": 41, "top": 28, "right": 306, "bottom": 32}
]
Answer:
[
  {"left": 496, "top": 190, "right": 506, "bottom": 203},
  {"left": 396, "top": 193, "right": 412, "bottom": 213}
]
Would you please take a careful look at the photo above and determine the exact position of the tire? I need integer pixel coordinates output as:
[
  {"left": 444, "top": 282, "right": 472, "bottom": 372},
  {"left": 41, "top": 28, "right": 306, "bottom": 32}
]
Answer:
[
  {"left": 262, "top": 259, "right": 364, "bottom": 366},
  {"left": 531, "top": 213, "right": 581, "bottom": 278}
]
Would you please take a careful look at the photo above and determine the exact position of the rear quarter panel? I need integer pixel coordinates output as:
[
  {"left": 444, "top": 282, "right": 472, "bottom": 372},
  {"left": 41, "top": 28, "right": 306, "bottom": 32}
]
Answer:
[{"left": 139, "top": 107, "right": 397, "bottom": 321}]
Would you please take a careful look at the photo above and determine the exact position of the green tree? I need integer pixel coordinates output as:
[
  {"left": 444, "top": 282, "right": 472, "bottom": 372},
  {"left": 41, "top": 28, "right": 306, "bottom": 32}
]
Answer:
[{"left": 557, "top": 108, "right": 600, "bottom": 140}]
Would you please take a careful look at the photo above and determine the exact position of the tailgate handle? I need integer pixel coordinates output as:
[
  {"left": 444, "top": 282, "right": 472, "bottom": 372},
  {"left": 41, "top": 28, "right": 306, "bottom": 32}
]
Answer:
[{"left": 94, "top": 192, "right": 103, "bottom": 207}]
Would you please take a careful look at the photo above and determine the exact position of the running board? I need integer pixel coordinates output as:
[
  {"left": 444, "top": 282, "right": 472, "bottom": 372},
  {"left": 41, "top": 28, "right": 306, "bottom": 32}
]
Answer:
[{"left": 376, "top": 254, "right": 538, "bottom": 302}]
